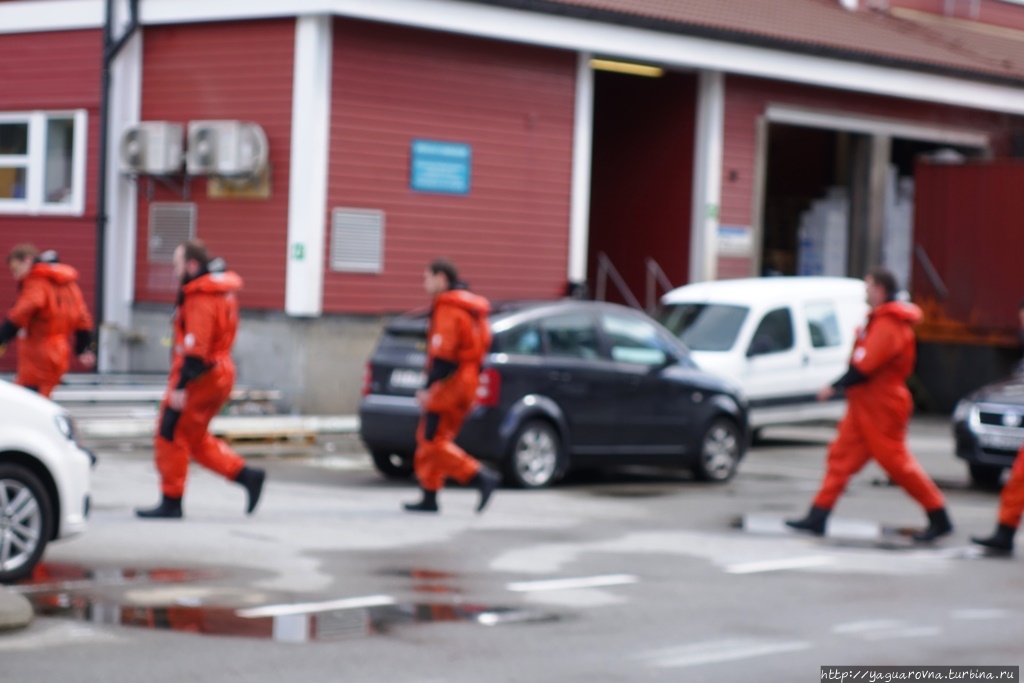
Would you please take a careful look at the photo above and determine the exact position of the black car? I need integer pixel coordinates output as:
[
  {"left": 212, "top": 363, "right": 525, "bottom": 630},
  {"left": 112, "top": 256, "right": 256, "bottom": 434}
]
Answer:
[
  {"left": 359, "top": 300, "right": 749, "bottom": 488},
  {"left": 954, "top": 376, "right": 1024, "bottom": 488}
]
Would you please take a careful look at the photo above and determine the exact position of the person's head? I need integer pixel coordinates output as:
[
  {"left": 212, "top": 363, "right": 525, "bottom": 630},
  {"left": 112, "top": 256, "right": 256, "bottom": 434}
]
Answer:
[
  {"left": 7, "top": 243, "right": 38, "bottom": 280},
  {"left": 173, "top": 240, "right": 210, "bottom": 285},
  {"left": 424, "top": 258, "right": 458, "bottom": 296},
  {"left": 865, "top": 267, "right": 898, "bottom": 308}
]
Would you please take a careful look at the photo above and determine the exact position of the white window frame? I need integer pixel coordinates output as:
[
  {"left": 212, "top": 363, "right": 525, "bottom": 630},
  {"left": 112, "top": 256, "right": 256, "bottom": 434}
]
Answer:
[{"left": 0, "top": 110, "right": 87, "bottom": 216}]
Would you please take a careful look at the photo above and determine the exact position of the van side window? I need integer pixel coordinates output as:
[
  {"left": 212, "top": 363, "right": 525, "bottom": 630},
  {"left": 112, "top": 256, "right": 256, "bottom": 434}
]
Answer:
[
  {"left": 748, "top": 307, "right": 794, "bottom": 356},
  {"left": 804, "top": 302, "right": 842, "bottom": 348}
]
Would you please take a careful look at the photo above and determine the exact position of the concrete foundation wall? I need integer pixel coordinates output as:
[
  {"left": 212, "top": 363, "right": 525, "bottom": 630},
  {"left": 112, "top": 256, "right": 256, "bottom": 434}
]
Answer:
[{"left": 120, "top": 305, "right": 385, "bottom": 414}]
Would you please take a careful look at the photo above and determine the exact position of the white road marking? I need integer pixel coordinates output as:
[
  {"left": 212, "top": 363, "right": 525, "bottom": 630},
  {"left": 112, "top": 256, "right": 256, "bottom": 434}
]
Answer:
[
  {"left": 724, "top": 555, "right": 835, "bottom": 574},
  {"left": 861, "top": 626, "right": 942, "bottom": 641},
  {"left": 506, "top": 574, "right": 638, "bottom": 592},
  {"left": 236, "top": 594, "right": 396, "bottom": 618},
  {"left": 641, "top": 638, "right": 812, "bottom": 668},
  {"left": 832, "top": 619, "right": 906, "bottom": 634}
]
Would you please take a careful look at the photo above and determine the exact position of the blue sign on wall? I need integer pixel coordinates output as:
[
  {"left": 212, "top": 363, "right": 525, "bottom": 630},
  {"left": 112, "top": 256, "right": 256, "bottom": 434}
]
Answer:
[{"left": 410, "top": 139, "right": 471, "bottom": 195}]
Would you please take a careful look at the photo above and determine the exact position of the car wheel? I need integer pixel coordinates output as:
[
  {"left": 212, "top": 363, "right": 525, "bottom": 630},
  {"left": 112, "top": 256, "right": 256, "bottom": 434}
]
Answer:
[
  {"left": 0, "top": 463, "right": 53, "bottom": 583},
  {"left": 371, "top": 451, "right": 415, "bottom": 479},
  {"left": 692, "top": 417, "right": 742, "bottom": 482},
  {"left": 505, "top": 420, "right": 563, "bottom": 489},
  {"left": 969, "top": 463, "right": 1004, "bottom": 490}
]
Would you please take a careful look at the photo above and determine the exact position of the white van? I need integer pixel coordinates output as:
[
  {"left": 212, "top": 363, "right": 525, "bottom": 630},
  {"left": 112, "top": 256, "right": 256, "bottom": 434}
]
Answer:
[{"left": 658, "top": 277, "right": 869, "bottom": 430}]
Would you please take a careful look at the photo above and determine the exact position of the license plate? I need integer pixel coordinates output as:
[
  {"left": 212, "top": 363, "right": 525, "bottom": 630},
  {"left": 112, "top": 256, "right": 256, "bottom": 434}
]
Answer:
[
  {"left": 390, "top": 369, "right": 426, "bottom": 389},
  {"left": 979, "top": 432, "right": 1024, "bottom": 450}
]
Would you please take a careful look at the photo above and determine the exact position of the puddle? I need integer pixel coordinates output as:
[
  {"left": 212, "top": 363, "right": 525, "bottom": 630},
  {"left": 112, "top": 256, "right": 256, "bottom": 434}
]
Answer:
[{"left": 16, "top": 563, "right": 558, "bottom": 642}]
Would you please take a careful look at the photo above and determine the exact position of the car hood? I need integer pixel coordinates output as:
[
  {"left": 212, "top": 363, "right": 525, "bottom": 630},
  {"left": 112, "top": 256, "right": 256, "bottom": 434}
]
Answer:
[{"left": 968, "top": 376, "right": 1024, "bottom": 406}]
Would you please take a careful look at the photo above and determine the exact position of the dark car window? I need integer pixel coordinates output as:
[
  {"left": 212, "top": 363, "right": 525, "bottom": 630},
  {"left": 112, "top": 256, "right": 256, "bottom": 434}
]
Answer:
[
  {"left": 601, "top": 312, "right": 670, "bottom": 366},
  {"left": 658, "top": 303, "right": 749, "bottom": 352},
  {"left": 502, "top": 324, "right": 543, "bottom": 356},
  {"left": 540, "top": 314, "right": 600, "bottom": 360},
  {"left": 748, "top": 307, "right": 794, "bottom": 356}
]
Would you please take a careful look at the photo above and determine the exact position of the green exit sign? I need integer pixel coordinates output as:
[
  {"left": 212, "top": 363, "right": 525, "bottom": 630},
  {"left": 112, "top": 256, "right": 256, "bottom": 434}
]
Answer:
[{"left": 292, "top": 243, "right": 305, "bottom": 260}]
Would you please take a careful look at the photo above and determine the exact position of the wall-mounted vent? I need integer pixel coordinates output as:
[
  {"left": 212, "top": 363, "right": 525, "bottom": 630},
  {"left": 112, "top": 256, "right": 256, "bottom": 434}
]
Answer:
[
  {"left": 330, "top": 208, "right": 384, "bottom": 273},
  {"left": 148, "top": 202, "right": 196, "bottom": 263}
]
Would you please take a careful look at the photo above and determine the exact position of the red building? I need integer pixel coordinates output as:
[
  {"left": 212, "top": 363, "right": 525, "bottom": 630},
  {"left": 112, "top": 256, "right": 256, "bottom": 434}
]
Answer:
[{"left": 2, "top": 0, "right": 1024, "bottom": 411}]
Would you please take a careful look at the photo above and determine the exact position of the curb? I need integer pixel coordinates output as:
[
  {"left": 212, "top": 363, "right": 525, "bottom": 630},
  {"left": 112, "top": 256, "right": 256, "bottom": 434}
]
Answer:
[
  {"left": 77, "top": 414, "right": 360, "bottom": 440},
  {"left": 0, "top": 587, "right": 33, "bottom": 631}
]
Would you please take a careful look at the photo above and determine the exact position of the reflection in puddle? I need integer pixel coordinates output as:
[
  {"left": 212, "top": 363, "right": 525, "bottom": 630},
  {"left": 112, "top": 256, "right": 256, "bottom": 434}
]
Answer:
[
  {"left": 19, "top": 563, "right": 558, "bottom": 643},
  {"left": 27, "top": 595, "right": 559, "bottom": 642}
]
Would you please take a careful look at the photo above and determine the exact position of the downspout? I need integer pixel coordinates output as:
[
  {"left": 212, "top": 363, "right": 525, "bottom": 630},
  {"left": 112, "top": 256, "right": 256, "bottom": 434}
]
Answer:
[{"left": 95, "top": 0, "right": 139, "bottom": 361}]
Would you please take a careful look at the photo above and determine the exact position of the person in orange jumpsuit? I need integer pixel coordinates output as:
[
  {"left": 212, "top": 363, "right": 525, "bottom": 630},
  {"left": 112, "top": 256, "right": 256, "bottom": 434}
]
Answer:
[
  {"left": 971, "top": 298, "right": 1024, "bottom": 554},
  {"left": 0, "top": 244, "right": 95, "bottom": 397},
  {"left": 136, "top": 240, "right": 265, "bottom": 519},
  {"left": 403, "top": 259, "right": 500, "bottom": 514},
  {"left": 787, "top": 267, "right": 953, "bottom": 542}
]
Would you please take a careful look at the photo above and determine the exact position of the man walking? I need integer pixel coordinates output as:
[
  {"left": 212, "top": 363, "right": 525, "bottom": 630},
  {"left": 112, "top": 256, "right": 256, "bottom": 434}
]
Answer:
[
  {"left": 136, "top": 240, "right": 265, "bottom": 519},
  {"left": 0, "top": 244, "right": 95, "bottom": 397},
  {"left": 403, "top": 259, "right": 500, "bottom": 514},
  {"left": 786, "top": 267, "right": 953, "bottom": 542}
]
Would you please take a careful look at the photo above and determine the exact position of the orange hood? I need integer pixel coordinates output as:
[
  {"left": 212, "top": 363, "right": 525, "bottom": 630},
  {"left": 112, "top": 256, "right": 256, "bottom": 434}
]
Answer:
[
  {"left": 25, "top": 262, "right": 79, "bottom": 285},
  {"left": 435, "top": 289, "right": 490, "bottom": 316},
  {"left": 182, "top": 271, "right": 243, "bottom": 295},
  {"left": 871, "top": 300, "right": 922, "bottom": 326}
]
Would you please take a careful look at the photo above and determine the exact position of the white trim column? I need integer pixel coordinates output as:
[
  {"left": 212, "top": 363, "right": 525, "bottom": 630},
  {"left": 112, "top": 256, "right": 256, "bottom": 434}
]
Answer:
[
  {"left": 286, "top": 14, "right": 333, "bottom": 317},
  {"left": 689, "top": 70, "right": 724, "bottom": 283},
  {"left": 99, "top": 0, "right": 142, "bottom": 373},
  {"left": 567, "top": 51, "right": 594, "bottom": 285}
]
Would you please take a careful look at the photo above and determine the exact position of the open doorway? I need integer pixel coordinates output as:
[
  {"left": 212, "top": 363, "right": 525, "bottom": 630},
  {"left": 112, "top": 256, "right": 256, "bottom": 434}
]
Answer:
[{"left": 587, "top": 68, "right": 697, "bottom": 309}]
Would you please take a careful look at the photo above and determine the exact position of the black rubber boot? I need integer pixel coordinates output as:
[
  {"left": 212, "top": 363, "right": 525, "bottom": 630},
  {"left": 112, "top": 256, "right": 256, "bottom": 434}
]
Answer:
[
  {"left": 403, "top": 489, "right": 439, "bottom": 513},
  {"left": 471, "top": 468, "right": 500, "bottom": 513},
  {"left": 135, "top": 495, "right": 183, "bottom": 519},
  {"left": 785, "top": 506, "right": 830, "bottom": 536},
  {"left": 972, "top": 523, "right": 1016, "bottom": 553},
  {"left": 913, "top": 507, "right": 953, "bottom": 542},
  {"left": 235, "top": 466, "right": 266, "bottom": 515}
]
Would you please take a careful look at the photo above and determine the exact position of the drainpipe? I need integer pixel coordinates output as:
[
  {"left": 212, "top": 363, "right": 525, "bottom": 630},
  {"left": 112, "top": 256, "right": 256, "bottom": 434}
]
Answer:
[{"left": 95, "top": 0, "right": 139, "bottom": 365}]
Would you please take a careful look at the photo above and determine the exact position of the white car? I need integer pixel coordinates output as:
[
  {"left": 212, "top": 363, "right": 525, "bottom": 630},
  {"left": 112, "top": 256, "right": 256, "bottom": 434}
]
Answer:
[
  {"left": 0, "top": 379, "right": 91, "bottom": 582},
  {"left": 658, "top": 277, "right": 869, "bottom": 431}
]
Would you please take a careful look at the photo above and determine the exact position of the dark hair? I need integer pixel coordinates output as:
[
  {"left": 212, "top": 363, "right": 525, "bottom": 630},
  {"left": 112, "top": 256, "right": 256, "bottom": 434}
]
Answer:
[
  {"left": 428, "top": 258, "right": 459, "bottom": 289},
  {"left": 7, "top": 243, "right": 38, "bottom": 264},
  {"left": 866, "top": 267, "right": 898, "bottom": 302},
  {"left": 180, "top": 239, "right": 210, "bottom": 269}
]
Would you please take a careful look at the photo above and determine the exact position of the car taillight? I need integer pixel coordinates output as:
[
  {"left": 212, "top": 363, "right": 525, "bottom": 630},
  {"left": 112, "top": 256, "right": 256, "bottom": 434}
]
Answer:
[
  {"left": 361, "top": 363, "right": 373, "bottom": 396},
  {"left": 476, "top": 368, "right": 501, "bottom": 408}
]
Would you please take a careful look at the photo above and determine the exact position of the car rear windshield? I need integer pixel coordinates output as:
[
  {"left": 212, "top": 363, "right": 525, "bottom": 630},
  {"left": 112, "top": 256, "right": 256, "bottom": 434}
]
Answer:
[
  {"left": 657, "top": 303, "right": 749, "bottom": 352},
  {"left": 380, "top": 316, "right": 428, "bottom": 350}
]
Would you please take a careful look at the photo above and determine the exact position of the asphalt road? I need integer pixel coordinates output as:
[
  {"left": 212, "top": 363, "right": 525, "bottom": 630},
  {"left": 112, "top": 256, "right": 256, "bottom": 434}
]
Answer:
[{"left": 3, "top": 416, "right": 1022, "bottom": 683}]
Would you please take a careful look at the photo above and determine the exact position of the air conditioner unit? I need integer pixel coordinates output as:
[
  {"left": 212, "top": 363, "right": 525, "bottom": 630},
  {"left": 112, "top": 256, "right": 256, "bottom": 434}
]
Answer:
[
  {"left": 119, "top": 122, "right": 184, "bottom": 175},
  {"left": 186, "top": 121, "right": 269, "bottom": 177}
]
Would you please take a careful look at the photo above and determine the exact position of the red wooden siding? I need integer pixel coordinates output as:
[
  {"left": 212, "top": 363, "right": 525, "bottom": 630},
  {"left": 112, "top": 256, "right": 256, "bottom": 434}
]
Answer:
[
  {"left": 134, "top": 20, "right": 294, "bottom": 309},
  {"left": 719, "top": 73, "right": 1022, "bottom": 277},
  {"left": 0, "top": 29, "right": 102, "bottom": 372},
  {"left": 323, "top": 19, "right": 576, "bottom": 313}
]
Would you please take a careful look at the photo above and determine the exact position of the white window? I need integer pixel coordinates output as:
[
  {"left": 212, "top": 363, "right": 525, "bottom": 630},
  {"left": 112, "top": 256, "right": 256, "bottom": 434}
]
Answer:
[{"left": 0, "top": 110, "right": 87, "bottom": 216}]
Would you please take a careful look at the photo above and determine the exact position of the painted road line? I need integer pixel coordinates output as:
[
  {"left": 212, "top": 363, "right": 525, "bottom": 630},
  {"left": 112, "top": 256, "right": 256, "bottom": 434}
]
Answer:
[
  {"left": 641, "top": 639, "right": 812, "bottom": 668},
  {"left": 832, "top": 619, "right": 906, "bottom": 634},
  {"left": 724, "top": 555, "right": 834, "bottom": 574},
  {"left": 236, "top": 594, "right": 396, "bottom": 618},
  {"left": 506, "top": 574, "right": 638, "bottom": 592}
]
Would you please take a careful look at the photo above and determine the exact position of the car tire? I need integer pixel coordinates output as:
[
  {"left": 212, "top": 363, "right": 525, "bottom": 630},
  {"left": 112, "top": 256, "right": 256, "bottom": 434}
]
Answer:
[
  {"left": 505, "top": 419, "right": 564, "bottom": 489},
  {"left": 969, "top": 463, "right": 1004, "bottom": 490},
  {"left": 371, "top": 451, "right": 415, "bottom": 479},
  {"left": 692, "top": 417, "right": 743, "bottom": 482},
  {"left": 0, "top": 463, "right": 53, "bottom": 584}
]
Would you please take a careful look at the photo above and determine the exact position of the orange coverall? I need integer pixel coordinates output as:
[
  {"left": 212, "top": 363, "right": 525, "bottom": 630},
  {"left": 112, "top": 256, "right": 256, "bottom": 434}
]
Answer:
[
  {"left": 4, "top": 263, "right": 93, "bottom": 397},
  {"left": 812, "top": 301, "right": 945, "bottom": 512},
  {"left": 155, "top": 270, "right": 247, "bottom": 498},
  {"left": 414, "top": 289, "right": 492, "bottom": 492},
  {"left": 993, "top": 447, "right": 1024, "bottom": 529}
]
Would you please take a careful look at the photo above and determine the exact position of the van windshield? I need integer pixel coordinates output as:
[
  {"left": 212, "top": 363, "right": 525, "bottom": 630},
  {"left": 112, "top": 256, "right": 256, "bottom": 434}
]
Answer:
[{"left": 657, "top": 303, "right": 749, "bottom": 352}]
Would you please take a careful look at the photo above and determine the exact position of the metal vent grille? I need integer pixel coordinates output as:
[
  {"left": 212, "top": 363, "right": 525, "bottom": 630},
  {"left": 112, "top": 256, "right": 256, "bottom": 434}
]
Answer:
[
  {"left": 330, "top": 208, "right": 384, "bottom": 273},
  {"left": 148, "top": 202, "right": 196, "bottom": 263}
]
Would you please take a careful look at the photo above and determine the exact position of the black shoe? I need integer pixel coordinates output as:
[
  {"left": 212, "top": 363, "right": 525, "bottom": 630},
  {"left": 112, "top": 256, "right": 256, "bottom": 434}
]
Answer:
[
  {"left": 235, "top": 466, "right": 266, "bottom": 515},
  {"left": 135, "top": 495, "right": 183, "bottom": 519},
  {"left": 785, "top": 506, "right": 829, "bottom": 536},
  {"left": 913, "top": 507, "right": 953, "bottom": 542},
  {"left": 471, "top": 468, "right": 500, "bottom": 513},
  {"left": 403, "top": 489, "right": 439, "bottom": 513},
  {"left": 972, "top": 523, "right": 1016, "bottom": 554}
]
